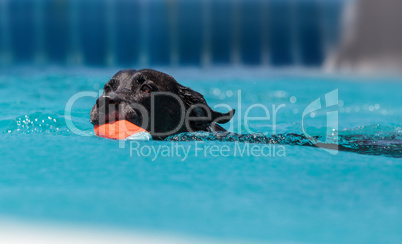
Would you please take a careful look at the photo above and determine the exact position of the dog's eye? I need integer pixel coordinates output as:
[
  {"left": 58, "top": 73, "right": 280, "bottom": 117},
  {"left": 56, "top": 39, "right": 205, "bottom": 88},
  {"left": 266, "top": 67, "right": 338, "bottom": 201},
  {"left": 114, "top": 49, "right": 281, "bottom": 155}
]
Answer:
[{"left": 141, "top": 85, "right": 152, "bottom": 93}]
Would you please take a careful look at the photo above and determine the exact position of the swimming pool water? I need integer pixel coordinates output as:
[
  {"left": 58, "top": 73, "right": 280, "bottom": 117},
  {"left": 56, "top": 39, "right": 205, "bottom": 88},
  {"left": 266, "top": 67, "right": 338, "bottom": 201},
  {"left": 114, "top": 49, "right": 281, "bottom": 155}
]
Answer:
[{"left": 1, "top": 68, "right": 402, "bottom": 243}]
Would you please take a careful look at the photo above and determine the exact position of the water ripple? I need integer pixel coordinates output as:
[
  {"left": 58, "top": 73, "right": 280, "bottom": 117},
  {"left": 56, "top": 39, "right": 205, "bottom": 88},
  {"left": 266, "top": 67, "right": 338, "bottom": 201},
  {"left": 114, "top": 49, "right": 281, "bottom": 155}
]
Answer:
[
  {"left": 3, "top": 113, "right": 402, "bottom": 158},
  {"left": 166, "top": 131, "right": 402, "bottom": 158}
]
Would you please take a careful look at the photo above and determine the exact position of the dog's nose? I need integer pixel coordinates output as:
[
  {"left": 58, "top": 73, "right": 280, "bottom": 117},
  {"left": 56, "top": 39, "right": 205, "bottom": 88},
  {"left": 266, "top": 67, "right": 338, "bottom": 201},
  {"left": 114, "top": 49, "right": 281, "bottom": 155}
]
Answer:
[{"left": 97, "top": 94, "right": 121, "bottom": 108}]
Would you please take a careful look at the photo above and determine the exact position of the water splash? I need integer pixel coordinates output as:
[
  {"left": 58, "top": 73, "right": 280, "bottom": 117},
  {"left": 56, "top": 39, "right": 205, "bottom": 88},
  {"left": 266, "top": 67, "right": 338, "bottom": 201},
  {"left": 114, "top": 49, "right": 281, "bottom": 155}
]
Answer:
[
  {"left": 2, "top": 112, "right": 98, "bottom": 137},
  {"left": 3, "top": 112, "right": 68, "bottom": 135},
  {"left": 1, "top": 112, "right": 80, "bottom": 135}
]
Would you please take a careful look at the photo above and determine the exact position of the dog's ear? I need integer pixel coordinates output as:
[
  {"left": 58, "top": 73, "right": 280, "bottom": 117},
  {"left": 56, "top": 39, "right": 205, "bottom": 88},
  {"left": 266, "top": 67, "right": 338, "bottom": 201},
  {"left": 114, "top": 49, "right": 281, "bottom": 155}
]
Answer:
[{"left": 178, "top": 85, "right": 235, "bottom": 126}]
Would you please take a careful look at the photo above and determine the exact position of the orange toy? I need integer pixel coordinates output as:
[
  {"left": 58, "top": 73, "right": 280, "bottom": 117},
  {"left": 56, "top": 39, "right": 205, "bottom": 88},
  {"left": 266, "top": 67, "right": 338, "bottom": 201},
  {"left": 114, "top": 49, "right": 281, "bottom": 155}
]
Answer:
[{"left": 94, "top": 120, "right": 147, "bottom": 140}]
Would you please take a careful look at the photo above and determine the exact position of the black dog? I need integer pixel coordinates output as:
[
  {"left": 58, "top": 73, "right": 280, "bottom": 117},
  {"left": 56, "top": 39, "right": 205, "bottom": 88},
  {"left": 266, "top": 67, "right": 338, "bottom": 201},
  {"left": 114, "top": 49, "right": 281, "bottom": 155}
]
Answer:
[
  {"left": 89, "top": 69, "right": 402, "bottom": 158},
  {"left": 90, "top": 69, "right": 235, "bottom": 140}
]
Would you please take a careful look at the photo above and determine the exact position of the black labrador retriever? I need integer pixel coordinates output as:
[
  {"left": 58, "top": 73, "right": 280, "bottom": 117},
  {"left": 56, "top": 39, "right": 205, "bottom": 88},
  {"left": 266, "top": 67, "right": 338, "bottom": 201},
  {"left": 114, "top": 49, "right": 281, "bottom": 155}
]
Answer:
[
  {"left": 90, "top": 69, "right": 235, "bottom": 140},
  {"left": 90, "top": 69, "right": 402, "bottom": 157}
]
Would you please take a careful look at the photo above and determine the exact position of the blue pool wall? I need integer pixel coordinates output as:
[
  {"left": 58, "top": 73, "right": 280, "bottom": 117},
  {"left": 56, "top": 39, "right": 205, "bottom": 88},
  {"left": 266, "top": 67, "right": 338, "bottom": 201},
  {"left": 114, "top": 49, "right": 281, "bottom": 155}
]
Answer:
[{"left": 0, "top": 0, "right": 346, "bottom": 67}]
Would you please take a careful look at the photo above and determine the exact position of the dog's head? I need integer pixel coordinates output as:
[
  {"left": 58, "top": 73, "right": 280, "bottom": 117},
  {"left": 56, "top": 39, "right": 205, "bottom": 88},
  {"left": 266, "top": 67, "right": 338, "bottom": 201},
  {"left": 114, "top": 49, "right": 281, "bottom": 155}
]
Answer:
[{"left": 90, "top": 69, "right": 235, "bottom": 139}]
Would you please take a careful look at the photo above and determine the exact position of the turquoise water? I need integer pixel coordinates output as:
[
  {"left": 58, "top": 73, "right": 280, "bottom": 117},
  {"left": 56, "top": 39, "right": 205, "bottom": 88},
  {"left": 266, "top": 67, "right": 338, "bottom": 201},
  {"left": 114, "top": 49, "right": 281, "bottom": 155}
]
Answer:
[{"left": 1, "top": 68, "right": 402, "bottom": 243}]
